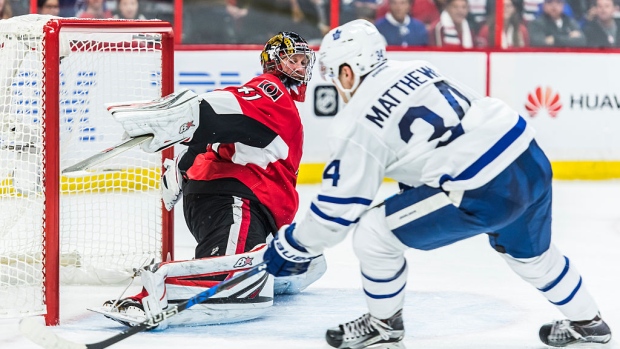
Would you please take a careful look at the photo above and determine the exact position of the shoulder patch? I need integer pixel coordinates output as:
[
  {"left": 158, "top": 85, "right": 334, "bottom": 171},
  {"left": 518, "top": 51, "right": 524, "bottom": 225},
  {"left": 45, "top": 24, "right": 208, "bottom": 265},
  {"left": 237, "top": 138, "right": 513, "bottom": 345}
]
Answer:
[{"left": 258, "top": 80, "right": 283, "bottom": 101}]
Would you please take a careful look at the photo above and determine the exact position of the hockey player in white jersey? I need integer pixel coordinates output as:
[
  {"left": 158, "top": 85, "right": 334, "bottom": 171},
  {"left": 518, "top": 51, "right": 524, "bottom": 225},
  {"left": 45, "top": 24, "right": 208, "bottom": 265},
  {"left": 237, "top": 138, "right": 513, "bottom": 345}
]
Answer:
[{"left": 262, "top": 19, "right": 612, "bottom": 348}]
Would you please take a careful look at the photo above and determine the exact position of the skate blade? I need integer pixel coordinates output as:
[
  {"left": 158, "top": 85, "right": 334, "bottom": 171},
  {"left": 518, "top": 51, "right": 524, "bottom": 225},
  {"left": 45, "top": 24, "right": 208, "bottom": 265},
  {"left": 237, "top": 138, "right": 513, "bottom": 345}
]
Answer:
[
  {"left": 548, "top": 337, "right": 613, "bottom": 348},
  {"left": 88, "top": 306, "right": 146, "bottom": 325},
  {"left": 337, "top": 341, "right": 405, "bottom": 349},
  {"left": 368, "top": 342, "right": 406, "bottom": 349}
]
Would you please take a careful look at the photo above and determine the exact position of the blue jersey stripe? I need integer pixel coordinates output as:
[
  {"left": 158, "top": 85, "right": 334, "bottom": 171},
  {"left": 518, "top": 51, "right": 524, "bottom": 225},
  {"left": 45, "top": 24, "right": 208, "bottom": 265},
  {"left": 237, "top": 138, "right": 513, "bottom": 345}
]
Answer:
[
  {"left": 317, "top": 195, "right": 372, "bottom": 206},
  {"left": 363, "top": 283, "right": 407, "bottom": 299},
  {"left": 439, "top": 116, "right": 527, "bottom": 185},
  {"left": 550, "top": 277, "right": 583, "bottom": 306},
  {"left": 539, "top": 256, "right": 569, "bottom": 292},
  {"left": 362, "top": 262, "right": 407, "bottom": 283},
  {"left": 310, "top": 203, "right": 359, "bottom": 226}
]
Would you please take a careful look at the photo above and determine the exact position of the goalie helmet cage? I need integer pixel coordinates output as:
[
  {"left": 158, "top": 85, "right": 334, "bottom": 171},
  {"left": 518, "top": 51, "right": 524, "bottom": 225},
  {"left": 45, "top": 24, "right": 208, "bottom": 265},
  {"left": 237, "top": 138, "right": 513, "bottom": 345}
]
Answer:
[{"left": 0, "top": 15, "right": 174, "bottom": 326}]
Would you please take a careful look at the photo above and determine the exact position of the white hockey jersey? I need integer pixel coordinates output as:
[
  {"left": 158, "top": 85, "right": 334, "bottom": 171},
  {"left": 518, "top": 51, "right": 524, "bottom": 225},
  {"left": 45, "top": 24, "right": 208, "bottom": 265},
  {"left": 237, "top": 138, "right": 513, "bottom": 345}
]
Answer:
[{"left": 296, "top": 59, "right": 535, "bottom": 253}]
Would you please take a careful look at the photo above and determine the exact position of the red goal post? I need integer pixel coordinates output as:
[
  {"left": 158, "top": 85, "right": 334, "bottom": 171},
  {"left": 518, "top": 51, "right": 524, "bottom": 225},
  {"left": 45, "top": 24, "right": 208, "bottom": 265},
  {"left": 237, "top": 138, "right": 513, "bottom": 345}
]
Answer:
[{"left": 0, "top": 15, "right": 174, "bottom": 326}]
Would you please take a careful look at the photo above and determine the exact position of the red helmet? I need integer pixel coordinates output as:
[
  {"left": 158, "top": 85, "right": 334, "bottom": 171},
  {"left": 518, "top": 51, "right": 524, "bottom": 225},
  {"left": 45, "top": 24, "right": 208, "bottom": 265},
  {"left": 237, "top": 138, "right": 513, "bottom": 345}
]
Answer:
[{"left": 260, "top": 31, "right": 315, "bottom": 102}]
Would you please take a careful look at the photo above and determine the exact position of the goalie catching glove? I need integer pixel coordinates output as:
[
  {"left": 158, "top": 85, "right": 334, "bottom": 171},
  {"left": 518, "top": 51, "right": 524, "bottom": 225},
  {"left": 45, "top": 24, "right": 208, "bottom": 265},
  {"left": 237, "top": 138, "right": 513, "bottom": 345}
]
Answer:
[
  {"left": 264, "top": 223, "right": 321, "bottom": 277},
  {"left": 108, "top": 89, "right": 200, "bottom": 153}
]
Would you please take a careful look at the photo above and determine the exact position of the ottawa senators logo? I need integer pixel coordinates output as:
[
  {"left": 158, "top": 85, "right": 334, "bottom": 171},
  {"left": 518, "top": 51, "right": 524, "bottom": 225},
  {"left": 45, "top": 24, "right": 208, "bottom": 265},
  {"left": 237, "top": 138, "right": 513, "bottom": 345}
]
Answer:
[{"left": 258, "top": 80, "right": 283, "bottom": 101}]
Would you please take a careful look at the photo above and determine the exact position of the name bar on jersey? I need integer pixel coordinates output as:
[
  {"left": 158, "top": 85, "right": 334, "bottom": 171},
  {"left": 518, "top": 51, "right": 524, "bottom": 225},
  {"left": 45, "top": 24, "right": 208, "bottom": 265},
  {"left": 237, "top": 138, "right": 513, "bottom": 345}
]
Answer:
[{"left": 366, "top": 66, "right": 442, "bottom": 128}]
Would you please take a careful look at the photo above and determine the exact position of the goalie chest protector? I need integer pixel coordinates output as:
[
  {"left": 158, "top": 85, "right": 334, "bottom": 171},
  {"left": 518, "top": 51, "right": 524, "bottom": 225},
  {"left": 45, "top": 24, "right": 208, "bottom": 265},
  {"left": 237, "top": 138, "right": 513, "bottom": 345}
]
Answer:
[{"left": 186, "top": 73, "right": 303, "bottom": 229}]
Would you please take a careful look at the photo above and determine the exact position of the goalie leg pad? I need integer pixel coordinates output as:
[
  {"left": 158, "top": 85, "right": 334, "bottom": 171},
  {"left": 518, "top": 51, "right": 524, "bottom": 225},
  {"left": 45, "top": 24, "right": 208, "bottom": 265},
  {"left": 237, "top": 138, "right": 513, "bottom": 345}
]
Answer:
[
  {"left": 157, "top": 245, "right": 274, "bottom": 326},
  {"left": 164, "top": 270, "right": 274, "bottom": 326},
  {"left": 108, "top": 89, "right": 200, "bottom": 152},
  {"left": 141, "top": 270, "right": 169, "bottom": 329},
  {"left": 100, "top": 244, "right": 275, "bottom": 328}
]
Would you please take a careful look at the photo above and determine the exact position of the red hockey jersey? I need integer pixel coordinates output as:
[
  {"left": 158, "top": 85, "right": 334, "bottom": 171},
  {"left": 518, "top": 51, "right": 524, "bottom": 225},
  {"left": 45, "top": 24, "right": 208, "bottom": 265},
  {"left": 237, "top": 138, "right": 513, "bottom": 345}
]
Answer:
[{"left": 184, "top": 73, "right": 303, "bottom": 228}]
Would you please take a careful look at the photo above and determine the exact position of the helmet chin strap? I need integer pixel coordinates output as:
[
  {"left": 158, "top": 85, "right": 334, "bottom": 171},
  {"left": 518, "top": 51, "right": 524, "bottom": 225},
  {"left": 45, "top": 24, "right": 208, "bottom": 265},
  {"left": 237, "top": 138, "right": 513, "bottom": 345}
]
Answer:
[{"left": 332, "top": 73, "right": 360, "bottom": 103}]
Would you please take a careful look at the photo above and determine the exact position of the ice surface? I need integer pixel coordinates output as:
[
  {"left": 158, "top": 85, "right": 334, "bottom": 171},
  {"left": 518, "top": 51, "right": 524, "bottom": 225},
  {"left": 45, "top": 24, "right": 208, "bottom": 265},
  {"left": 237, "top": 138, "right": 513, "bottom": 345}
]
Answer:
[{"left": 1, "top": 181, "right": 619, "bottom": 349}]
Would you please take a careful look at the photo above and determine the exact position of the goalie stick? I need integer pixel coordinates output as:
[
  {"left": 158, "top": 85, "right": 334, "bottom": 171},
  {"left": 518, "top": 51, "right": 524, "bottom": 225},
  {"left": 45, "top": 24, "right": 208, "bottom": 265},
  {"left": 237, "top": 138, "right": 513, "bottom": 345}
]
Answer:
[
  {"left": 19, "top": 263, "right": 267, "bottom": 349},
  {"left": 61, "top": 135, "right": 153, "bottom": 174}
]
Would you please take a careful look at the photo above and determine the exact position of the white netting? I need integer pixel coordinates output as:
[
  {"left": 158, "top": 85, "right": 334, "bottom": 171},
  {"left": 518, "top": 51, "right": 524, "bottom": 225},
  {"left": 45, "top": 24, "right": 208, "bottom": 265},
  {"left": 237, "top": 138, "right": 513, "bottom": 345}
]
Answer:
[{"left": 0, "top": 15, "right": 169, "bottom": 319}]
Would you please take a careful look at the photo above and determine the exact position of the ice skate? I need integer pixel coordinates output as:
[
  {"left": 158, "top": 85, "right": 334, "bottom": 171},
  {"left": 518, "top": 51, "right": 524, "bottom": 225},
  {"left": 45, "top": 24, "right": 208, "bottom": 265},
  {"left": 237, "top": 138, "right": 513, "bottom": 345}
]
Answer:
[
  {"left": 539, "top": 314, "right": 612, "bottom": 347},
  {"left": 98, "top": 298, "right": 148, "bottom": 327},
  {"left": 325, "top": 310, "right": 405, "bottom": 349}
]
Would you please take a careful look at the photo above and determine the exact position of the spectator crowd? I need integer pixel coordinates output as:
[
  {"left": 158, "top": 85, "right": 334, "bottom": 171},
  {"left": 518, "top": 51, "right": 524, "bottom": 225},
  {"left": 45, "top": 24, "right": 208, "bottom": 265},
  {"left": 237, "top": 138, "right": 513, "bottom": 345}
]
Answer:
[
  {"left": 367, "top": 0, "right": 620, "bottom": 48},
  {"left": 2, "top": 0, "right": 168, "bottom": 22},
  {"left": 1, "top": 0, "right": 619, "bottom": 47},
  {"left": 148, "top": 0, "right": 620, "bottom": 46}
]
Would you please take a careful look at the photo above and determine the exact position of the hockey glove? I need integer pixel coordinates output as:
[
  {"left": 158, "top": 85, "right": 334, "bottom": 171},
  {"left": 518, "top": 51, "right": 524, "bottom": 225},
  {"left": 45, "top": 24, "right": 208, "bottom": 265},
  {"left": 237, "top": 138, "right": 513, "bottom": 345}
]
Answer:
[
  {"left": 108, "top": 89, "right": 200, "bottom": 153},
  {"left": 161, "top": 149, "right": 187, "bottom": 211},
  {"left": 264, "top": 223, "right": 318, "bottom": 277}
]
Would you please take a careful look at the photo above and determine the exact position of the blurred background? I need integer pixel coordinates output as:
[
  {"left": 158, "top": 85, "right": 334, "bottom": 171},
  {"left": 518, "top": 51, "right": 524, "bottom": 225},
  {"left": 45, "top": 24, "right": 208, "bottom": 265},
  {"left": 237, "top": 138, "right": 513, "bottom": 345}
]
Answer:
[{"left": 4, "top": 0, "right": 620, "bottom": 48}]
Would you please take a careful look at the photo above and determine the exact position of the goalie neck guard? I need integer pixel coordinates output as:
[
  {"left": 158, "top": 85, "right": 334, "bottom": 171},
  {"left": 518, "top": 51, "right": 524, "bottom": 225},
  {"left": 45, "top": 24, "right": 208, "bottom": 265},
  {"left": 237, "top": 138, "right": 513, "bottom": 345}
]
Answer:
[{"left": 260, "top": 31, "right": 315, "bottom": 102}]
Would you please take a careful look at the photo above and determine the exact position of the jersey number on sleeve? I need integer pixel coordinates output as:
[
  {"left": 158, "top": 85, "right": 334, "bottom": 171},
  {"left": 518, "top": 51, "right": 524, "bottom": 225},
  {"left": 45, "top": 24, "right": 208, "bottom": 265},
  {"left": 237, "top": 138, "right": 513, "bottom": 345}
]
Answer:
[
  {"left": 323, "top": 160, "right": 341, "bottom": 187},
  {"left": 398, "top": 81, "right": 470, "bottom": 147}
]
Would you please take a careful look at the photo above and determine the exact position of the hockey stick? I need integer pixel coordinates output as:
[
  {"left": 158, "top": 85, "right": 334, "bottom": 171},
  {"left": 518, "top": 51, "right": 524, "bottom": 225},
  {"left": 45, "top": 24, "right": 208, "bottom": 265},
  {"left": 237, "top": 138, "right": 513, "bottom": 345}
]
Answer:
[
  {"left": 61, "top": 135, "right": 153, "bottom": 174},
  {"left": 20, "top": 263, "right": 267, "bottom": 349}
]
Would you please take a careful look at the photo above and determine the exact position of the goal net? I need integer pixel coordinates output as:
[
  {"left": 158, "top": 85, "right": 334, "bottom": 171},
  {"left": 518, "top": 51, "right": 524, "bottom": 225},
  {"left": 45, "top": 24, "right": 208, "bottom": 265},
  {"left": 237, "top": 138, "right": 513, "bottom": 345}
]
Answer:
[{"left": 0, "top": 15, "right": 174, "bottom": 325}]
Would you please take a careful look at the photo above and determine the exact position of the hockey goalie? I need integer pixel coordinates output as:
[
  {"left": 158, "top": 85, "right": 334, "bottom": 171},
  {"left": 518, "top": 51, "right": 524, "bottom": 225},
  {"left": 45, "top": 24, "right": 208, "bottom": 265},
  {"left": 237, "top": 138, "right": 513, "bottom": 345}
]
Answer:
[{"left": 95, "top": 31, "right": 326, "bottom": 329}]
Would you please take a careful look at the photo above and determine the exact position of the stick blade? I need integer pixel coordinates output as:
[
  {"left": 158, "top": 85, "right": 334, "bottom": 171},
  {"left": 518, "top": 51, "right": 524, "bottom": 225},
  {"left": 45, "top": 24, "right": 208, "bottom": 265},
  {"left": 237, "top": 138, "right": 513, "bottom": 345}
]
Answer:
[
  {"left": 61, "top": 135, "right": 152, "bottom": 174},
  {"left": 20, "top": 317, "right": 87, "bottom": 349}
]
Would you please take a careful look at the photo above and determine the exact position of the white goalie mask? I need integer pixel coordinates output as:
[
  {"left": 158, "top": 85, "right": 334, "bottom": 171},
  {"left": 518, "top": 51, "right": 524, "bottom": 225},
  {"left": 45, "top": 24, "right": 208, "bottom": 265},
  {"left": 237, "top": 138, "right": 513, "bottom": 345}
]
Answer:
[
  {"left": 318, "top": 19, "right": 388, "bottom": 100},
  {"left": 261, "top": 31, "right": 315, "bottom": 102}
]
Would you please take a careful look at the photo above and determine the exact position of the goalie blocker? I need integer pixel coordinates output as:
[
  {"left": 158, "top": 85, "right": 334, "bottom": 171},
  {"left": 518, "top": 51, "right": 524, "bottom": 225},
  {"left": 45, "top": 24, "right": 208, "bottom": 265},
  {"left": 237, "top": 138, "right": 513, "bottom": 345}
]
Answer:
[{"left": 97, "top": 243, "right": 326, "bottom": 328}]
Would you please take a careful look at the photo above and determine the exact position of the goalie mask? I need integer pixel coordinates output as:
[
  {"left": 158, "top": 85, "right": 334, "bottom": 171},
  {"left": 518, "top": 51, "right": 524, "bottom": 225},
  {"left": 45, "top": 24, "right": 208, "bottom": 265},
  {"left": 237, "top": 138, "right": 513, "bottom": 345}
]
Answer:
[{"left": 261, "top": 31, "right": 315, "bottom": 102}]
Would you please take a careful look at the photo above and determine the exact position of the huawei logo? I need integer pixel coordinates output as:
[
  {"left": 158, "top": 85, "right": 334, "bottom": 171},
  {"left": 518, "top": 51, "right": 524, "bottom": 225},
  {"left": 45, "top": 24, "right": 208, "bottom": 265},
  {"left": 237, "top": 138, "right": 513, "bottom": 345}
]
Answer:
[{"left": 525, "top": 86, "right": 562, "bottom": 117}]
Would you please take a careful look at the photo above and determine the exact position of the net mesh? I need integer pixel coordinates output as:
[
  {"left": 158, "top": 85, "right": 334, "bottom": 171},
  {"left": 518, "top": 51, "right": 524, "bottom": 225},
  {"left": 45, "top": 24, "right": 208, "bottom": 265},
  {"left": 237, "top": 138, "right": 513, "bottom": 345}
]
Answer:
[{"left": 0, "top": 15, "right": 168, "bottom": 318}]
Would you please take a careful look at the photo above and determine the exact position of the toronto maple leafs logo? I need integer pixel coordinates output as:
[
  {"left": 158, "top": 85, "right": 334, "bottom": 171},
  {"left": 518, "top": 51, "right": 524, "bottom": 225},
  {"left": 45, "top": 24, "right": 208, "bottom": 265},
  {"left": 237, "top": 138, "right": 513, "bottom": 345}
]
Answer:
[
  {"left": 233, "top": 256, "right": 254, "bottom": 268},
  {"left": 333, "top": 29, "right": 341, "bottom": 40},
  {"left": 525, "top": 86, "right": 562, "bottom": 117}
]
